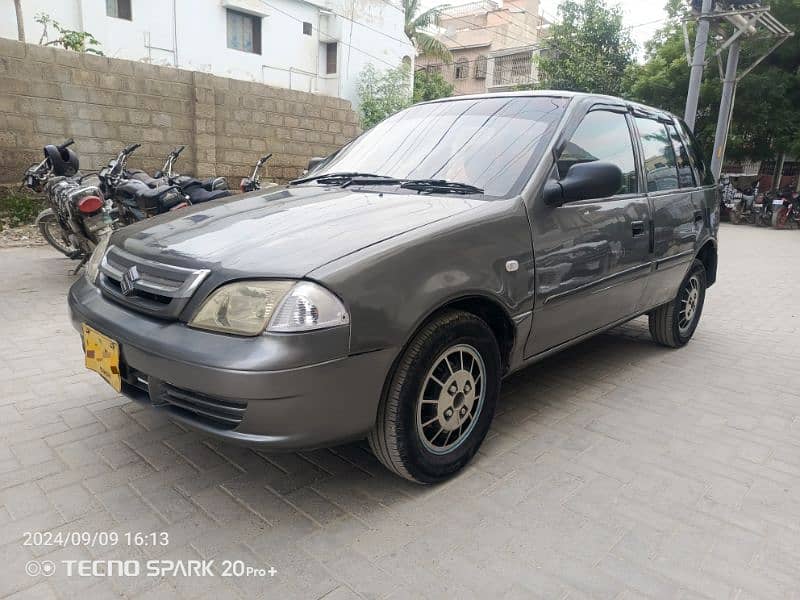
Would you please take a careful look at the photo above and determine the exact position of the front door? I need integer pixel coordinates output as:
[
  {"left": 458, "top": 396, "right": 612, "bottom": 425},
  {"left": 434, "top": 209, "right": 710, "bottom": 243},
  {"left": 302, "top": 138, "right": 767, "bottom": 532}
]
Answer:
[{"left": 525, "top": 107, "right": 652, "bottom": 357}]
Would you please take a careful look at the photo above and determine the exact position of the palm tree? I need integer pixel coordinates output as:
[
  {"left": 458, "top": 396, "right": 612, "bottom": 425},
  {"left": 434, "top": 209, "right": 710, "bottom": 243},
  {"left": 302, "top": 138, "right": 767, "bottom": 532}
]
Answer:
[
  {"left": 14, "top": 0, "right": 25, "bottom": 41},
  {"left": 403, "top": 0, "right": 452, "bottom": 63}
]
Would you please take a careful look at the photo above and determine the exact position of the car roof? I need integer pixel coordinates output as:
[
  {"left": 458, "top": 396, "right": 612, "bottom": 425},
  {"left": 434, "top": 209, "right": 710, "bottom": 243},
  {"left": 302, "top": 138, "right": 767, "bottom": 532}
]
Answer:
[{"left": 421, "top": 90, "right": 679, "bottom": 123}]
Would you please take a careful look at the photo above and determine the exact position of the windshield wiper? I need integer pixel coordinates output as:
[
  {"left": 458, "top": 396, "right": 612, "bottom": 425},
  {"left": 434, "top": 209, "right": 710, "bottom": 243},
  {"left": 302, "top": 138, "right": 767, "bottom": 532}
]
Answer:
[
  {"left": 400, "top": 179, "right": 485, "bottom": 195},
  {"left": 290, "top": 172, "right": 396, "bottom": 186}
]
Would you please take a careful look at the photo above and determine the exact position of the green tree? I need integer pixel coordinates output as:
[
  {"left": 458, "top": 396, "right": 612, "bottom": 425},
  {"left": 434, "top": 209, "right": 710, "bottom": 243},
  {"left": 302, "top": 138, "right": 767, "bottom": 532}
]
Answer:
[
  {"left": 358, "top": 63, "right": 413, "bottom": 129},
  {"left": 35, "top": 12, "right": 103, "bottom": 55},
  {"left": 625, "top": 0, "right": 800, "bottom": 164},
  {"left": 413, "top": 68, "right": 454, "bottom": 102},
  {"left": 403, "top": 0, "right": 452, "bottom": 63},
  {"left": 534, "top": 0, "right": 635, "bottom": 96}
]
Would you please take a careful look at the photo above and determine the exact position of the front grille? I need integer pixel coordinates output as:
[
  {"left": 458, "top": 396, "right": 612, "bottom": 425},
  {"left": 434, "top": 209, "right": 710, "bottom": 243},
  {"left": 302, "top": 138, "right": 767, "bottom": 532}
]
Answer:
[
  {"left": 98, "top": 246, "right": 209, "bottom": 319},
  {"left": 154, "top": 382, "right": 247, "bottom": 430}
]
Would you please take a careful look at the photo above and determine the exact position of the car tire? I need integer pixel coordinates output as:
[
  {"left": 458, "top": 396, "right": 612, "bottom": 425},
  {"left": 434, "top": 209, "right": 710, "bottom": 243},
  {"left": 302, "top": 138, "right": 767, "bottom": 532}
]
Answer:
[
  {"left": 368, "top": 310, "right": 501, "bottom": 484},
  {"left": 648, "top": 259, "right": 707, "bottom": 348}
]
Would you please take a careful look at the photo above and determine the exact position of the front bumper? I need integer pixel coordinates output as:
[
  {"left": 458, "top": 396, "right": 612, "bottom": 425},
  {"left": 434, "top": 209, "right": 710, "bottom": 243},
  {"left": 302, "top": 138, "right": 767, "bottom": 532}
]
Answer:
[{"left": 68, "top": 277, "right": 396, "bottom": 450}]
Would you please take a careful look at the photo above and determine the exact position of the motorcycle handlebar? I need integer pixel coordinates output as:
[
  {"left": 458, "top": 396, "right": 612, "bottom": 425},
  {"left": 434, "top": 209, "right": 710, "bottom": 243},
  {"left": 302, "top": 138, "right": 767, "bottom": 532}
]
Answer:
[
  {"left": 57, "top": 138, "right": 75, "bottom": 150},
  {"left": 123, "top": 143, "right": 142, "bottom": 155},
  {"left": 259, "top": 153, "right": 273, "bottom": 165},
  {"left": 172, "top": 145, "right": 185, "bottom": 157}
]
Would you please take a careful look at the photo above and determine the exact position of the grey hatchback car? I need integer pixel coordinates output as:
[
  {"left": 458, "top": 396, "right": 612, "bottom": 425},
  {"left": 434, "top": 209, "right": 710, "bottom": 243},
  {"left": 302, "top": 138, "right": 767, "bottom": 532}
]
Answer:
[{"left": 69, "top": 91, "right": 719, "bottom": 483}]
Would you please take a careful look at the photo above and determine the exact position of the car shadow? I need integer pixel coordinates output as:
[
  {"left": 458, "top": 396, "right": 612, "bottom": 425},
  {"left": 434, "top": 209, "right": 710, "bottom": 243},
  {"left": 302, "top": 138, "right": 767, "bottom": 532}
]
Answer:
[{"left": 176, "top": 317, "right": 671, "bottom": 505}]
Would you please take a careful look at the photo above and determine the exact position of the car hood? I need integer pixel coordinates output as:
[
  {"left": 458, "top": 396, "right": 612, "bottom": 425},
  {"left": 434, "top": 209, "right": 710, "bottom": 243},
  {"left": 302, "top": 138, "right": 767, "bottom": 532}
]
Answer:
[{"left": 114, "top": 185, "right": 482, "bottom": 276}]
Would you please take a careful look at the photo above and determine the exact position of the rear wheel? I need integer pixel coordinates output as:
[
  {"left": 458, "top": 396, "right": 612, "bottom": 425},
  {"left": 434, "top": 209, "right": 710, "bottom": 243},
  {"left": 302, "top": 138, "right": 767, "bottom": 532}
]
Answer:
[
  {"left": 649, "top": 259, "right": 707, "bottom": 348},
  {"left": 368, "top": 311, "right": 501, "bottom": 484},
  {"left": 38, "top": 212, "right": 79, "bottom": 257}
]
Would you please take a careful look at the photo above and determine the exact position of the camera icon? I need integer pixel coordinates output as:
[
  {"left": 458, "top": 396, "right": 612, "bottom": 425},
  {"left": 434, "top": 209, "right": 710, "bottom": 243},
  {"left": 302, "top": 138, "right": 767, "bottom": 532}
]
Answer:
[
  {"left": 25, "top": 560, "right": 55, "bottom": 577},
  {"left": 25, "top": 561, "right": 40, "bottom": 577}
]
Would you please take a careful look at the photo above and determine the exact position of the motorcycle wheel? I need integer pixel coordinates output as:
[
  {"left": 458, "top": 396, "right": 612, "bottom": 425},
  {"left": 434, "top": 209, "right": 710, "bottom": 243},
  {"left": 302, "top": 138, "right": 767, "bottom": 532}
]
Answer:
[
  {"left": 38, "top": 213, "right": 79, "bottom": 257},
  {"left": 776, "top": 207, "right": 790, "bottom": 229}
]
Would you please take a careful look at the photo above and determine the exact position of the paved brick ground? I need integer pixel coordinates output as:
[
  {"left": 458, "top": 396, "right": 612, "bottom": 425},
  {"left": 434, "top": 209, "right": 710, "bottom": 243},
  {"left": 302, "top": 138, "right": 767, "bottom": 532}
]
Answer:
[{"left": 2, "top": 223, "right": 800, "bottom": 599}]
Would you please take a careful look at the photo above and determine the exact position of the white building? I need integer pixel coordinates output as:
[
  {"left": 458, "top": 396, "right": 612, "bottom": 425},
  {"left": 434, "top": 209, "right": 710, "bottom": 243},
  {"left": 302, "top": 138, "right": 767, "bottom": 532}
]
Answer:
[{"left": 1, "top": 0, "right": 414, "bottom": 107}]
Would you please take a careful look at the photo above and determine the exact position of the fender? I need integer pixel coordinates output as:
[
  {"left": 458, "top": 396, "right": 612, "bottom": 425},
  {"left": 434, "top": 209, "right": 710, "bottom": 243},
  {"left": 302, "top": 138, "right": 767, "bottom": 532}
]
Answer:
[{"left": 35, "top": 207, "right": 55, "bottom": 226}]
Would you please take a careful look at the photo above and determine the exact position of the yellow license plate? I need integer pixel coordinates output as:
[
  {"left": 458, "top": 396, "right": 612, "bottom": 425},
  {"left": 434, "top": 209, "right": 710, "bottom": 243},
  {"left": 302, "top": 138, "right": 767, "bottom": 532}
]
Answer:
[{"left": 82, "top": 324, "right": 122, "bottom": 392}]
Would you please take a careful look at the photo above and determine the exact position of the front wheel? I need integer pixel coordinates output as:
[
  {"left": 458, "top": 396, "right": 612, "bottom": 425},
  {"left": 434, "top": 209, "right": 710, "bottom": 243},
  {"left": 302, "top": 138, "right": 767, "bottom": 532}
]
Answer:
[
  {"left": 37, "top": 211, "right": 79, "bottom": 257},
  {"left": 368, "top": 311, "right": 501, "bottom": 484},
  {"left": 648, "top": 259, "right": 707, "bottom": 348}
]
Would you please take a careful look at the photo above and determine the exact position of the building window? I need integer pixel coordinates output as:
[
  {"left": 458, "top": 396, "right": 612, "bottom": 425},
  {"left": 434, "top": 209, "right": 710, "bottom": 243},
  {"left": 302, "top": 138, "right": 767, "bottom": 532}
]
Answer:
[
  {"left": 226, "top": 9, "right": 261, "bottom": 54},
  {"left": 454, "top": 57, "right": 468, "bottom": 80},
  {"left": 326, "top": 42, "right": 337, "bottom": 74},
  {"left": 493, "top": 50, "right": 533, "bottom": 86},
  {"left": 474, "top": 55, "right": 487, "bottom": 79},
  {"left": 303, "top": 22, "right": 312, "bottom": 36},
  {"left": 106, "top": 0, "right": 132, "bottom": 20}
]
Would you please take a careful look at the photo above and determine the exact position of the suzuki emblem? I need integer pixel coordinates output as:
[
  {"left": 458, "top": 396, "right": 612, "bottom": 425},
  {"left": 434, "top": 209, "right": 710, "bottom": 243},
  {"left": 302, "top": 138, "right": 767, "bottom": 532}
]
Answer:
[{"left": 120, "top": 266, "right": 140, "bottom": 296}]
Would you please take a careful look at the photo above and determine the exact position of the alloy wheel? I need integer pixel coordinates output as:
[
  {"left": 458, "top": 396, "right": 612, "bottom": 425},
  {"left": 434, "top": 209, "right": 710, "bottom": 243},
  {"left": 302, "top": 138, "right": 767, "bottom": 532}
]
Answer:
[{"left": 416, "top": 344, "right": 486, "bottom": 455}]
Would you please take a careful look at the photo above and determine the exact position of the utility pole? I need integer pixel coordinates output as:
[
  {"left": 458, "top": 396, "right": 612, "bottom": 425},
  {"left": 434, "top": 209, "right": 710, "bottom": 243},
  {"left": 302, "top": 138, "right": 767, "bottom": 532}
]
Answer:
[
  {"left": 684, "top": 0, "right": 713, "bottom": 131},
  {"left": 710, "top": 41, "right": 741, "bottom": 180},
  {"left": 683, "top": 1, "right": 793, "bottom": 182}
]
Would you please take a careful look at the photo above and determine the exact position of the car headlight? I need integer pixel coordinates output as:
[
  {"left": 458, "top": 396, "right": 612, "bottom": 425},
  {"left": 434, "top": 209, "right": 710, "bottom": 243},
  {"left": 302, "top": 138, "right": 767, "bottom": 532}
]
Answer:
[
  {"left": 268, "top": 281, "right": 350, "bottom": 332},
  {"left": 84, "top": 234, "right": 110, "bottom": 285},
  {"left": 189, "top": 280, "right": 349, "bottom": 336}
]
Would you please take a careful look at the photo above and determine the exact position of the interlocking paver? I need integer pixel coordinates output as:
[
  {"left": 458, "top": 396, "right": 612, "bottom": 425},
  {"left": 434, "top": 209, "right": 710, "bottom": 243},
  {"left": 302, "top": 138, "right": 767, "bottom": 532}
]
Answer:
[{"left": 2, "top": 224, "right": 800, "bottom": 598}]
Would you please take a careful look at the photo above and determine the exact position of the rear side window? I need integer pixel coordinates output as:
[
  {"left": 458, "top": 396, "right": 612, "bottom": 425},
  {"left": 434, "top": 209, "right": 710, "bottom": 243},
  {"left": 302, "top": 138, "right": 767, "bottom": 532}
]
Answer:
[
  {"left": 677, "top": 120, "right": 714, "bottom": 186},
  {"left": 635, "top": 117, "right": 679, "bottom": 192},
  {"left": 667, "top": 124, "right": 696, "bottom": 188},
  {"left": 558, "top": 110, "right": 639, "bottom": 195}
]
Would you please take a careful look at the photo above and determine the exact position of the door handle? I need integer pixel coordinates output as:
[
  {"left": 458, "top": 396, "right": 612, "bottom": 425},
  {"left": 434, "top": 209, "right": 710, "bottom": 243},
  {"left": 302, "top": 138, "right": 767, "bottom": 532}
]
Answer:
[
  {"left": 694, "top": 210, "right": 704, "bottom": 223},
  {"left": 632, "top": 220, "right": 646, "bottom": 237}
]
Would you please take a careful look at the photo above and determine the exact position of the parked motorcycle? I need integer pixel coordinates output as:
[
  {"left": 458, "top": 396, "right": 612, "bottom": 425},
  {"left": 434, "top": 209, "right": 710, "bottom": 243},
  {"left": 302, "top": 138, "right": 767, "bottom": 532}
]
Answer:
[
  {"left": 154, "top": 145, "right": 229, "bottom": 193},
  {"left": 128, "top": 145, "right": 231, "bottom": 204},
  {"left": 775, "top": 190, "right": 800, "bottom": 229},
  {"left": 98, "top": 143, "right": 188, "bottom": 223},
  {"left": 239, "top": 153, "right": 273, "bottom": 193},
  {"left": 728, "top": 186, "right": 756, "bottom": 225},
  {"left": 22, "top": 138, "right": 121, "bottom": 265}
]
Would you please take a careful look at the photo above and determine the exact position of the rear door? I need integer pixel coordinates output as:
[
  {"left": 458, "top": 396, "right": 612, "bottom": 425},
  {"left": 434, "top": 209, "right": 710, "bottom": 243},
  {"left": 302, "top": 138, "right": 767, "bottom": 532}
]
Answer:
[
  {"left": 525, "top": 105, "right": 653, "bottom": 357},
  {"left": 634, "top": 114, "right": 702, "bottom": 309}
]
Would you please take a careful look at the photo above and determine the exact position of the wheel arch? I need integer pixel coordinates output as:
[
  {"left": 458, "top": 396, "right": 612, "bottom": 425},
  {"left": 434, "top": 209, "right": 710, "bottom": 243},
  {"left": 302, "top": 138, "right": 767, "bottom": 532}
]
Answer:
[
  {"left": 696, "top": 239, "right": 718, "bottom": 286},
  {"left": 399, "top": 294, "right": 517, "bottom": 375}
]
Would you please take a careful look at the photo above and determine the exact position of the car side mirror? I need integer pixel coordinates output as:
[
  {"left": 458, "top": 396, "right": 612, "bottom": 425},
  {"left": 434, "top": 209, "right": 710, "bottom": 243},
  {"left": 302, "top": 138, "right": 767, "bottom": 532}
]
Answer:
[
  {"left": 306, "top": 156, "right": 326, "bottom": 173},
  {"left": 544, "top": 161, "right": 624, "bottom": 206}
]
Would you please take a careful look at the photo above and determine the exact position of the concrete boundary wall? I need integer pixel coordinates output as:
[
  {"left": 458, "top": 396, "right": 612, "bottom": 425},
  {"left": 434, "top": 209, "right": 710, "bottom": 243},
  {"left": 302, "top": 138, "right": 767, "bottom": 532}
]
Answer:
[{"left": 0, "top": 38, "right": 359, "bottom": 185}]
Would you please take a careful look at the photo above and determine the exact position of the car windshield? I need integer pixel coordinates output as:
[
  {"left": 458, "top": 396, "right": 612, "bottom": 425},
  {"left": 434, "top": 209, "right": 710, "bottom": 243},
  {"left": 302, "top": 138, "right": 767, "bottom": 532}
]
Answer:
[{"left": 310, "top": 96, "right": 569, "bottom": 198}]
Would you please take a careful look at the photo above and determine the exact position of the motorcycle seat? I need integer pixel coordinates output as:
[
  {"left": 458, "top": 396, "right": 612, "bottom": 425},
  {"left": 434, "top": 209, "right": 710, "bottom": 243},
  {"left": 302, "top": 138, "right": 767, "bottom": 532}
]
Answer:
[
  {"left": 127, "top": 169, "right": 165, "bottom": 188},
  {"left": 186, "top": 187, "right": 231, "bottom": 204}
]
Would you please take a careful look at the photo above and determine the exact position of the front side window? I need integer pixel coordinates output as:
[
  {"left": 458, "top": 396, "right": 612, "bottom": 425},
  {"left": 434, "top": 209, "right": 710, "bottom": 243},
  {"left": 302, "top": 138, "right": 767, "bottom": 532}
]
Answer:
[
  {"left": 558, "top": 110, "right": 639, "bottom": 195},
  {"left": 636, "top": 117, "right": 679, "bottom": 192},
  {"left": 226, "top": 9, "right": 261, "bottom": 54},
  {"left": 106, "top": 0, "right": 132, "bottom": 20},
  {"left": 311, "top": 96, "right": 568, "bottom": 198}
]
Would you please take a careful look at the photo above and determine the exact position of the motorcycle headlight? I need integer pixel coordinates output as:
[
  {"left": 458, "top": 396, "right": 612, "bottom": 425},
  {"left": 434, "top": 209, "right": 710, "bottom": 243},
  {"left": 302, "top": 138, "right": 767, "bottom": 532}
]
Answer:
[
  {"left": 84, "top": 234, "right": 110, "bottom": 285},
  {"left": 189, "top": 280, "right": 349, "bottom": 336}
]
